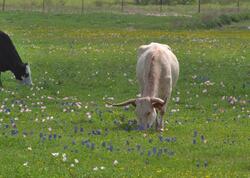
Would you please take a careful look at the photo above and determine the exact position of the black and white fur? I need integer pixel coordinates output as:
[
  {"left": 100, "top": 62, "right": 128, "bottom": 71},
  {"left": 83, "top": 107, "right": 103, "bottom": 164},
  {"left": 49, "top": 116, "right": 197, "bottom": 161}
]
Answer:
[{"left": 0, "top": 31, "right": 32, "bottom": 86}]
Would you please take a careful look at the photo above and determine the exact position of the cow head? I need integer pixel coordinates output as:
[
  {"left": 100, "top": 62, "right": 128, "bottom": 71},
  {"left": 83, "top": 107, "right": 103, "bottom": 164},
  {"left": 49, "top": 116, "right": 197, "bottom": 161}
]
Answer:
[
  {"left": 109, "top": 97, "right": 165, "bottom": 130},
  {"left": 15, "top": 63, "right": 33, "bottom": 86}
]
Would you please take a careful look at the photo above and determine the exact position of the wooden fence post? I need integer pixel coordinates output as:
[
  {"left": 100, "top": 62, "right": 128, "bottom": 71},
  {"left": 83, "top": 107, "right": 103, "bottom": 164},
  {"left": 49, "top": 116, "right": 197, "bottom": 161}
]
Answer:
[
  {"left": 237, "top": 0, "right": 240, "bottom": 13},
  {"left": 2, "top": 0, "right": 5, "bottom": 11},
  {"left": 198, "top": 0, "right": 201, "bottom": 13},
  {"left": 121, "top": 0, "right": 124, "bottom": 12},
  {"left": 42, "top": 0, "right": 45, "bottom": 13},
  {"left": 81, "top": 0, "right": 84, "bottom": 14},
  {"left": 160, "top": 0, "right": 163, "bottom": 12}
]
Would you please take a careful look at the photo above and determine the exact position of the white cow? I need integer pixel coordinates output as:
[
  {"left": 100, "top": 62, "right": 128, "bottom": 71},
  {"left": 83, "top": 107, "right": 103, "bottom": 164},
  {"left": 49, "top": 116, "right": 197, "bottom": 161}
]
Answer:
[{"left": 111, "top": 42, "right": 179, "bottom": 131}]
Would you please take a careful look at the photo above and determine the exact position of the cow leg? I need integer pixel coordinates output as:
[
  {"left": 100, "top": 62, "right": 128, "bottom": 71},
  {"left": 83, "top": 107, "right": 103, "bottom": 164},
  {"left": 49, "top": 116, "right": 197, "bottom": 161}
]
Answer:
[
  {"left": 156, "top": 106, "right": 166, "bottom": 132},
  {"left": 156, "top": 77, "right": 172, "bottom": 132},
  {"left": 0, "top": 72, "right": 2, "bottom": 87}
]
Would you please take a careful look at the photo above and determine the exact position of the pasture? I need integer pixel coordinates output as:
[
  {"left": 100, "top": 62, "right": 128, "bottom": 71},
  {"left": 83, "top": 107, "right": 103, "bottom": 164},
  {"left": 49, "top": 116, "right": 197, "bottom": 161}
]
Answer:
[{"left": 0, "top": 11, "right": 249, "bottom": 177}]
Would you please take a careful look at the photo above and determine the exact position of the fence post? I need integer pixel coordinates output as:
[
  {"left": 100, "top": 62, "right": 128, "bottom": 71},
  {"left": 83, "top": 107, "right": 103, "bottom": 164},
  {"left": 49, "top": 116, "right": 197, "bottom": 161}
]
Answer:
[
  {"left": 160, "top": 0, "right": 163, "bottom": 13},
  {"left": 2, "top": 0, "right": 5, "bottom": 11},
  {"left": 198, "top": 0, "right": 201, "bottom": 13},
  {"left": 121, "top": 0, "right": 124, "bottom": 12},
  {"left": 237, "top": 0, "right": 240, "bottom": 13},
  {"left": 81, "top": 0, "right": 84, "bottom": 14},
  {"left": 42, "top": 0, "right": 45, "bottom": 13}
]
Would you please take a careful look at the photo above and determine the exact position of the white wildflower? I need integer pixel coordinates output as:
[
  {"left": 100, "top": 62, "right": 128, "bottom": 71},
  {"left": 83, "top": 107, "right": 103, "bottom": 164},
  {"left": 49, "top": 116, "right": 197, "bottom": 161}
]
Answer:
[
  {"left": 51, "top": 153, "right": 59, "bottom": 157},
  {"left": 113, "top": 160, "right": 118, "bottom": 165}
]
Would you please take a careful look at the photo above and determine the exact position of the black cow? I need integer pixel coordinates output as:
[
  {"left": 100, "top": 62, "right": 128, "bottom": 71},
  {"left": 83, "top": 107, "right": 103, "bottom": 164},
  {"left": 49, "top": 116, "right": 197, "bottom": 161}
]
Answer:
[{"left": 0, "top": 31, "right": 32, "bottom": 86}]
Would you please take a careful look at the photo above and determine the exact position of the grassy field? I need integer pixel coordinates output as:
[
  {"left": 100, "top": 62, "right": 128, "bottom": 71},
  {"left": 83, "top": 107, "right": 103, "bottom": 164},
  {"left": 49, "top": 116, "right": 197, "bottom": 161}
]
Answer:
[{"left": 0, "top": 11, "right": 250, "bottom": 177}]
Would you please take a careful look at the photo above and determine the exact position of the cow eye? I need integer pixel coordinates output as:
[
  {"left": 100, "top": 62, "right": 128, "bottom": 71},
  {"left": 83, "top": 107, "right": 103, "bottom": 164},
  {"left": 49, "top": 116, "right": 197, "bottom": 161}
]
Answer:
[
  {"left": 146, "top": 112, "right": 151, "bottom": 116},
  {"left": 24, "top": 73, "right": 29, "bottom": 78}
]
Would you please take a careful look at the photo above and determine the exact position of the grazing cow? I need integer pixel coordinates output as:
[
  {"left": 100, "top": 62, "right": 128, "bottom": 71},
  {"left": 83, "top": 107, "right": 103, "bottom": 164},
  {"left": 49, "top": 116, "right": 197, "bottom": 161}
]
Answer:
[
  {"left": 0, "top": 31, "right": 32, "bottom": 86},
  {"left": 110, "top": 42, "right": 179, "bottom": 131}
]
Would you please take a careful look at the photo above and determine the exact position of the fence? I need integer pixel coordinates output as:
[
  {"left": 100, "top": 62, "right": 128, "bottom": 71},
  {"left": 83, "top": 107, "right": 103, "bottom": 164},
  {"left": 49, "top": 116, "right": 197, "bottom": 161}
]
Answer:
[{"left": 1, "top": 0, "right": 249, "bottom": 16}]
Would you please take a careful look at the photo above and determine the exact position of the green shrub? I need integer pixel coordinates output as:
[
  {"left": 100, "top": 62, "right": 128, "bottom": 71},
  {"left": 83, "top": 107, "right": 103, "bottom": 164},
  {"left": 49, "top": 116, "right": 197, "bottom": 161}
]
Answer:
[
  {"left": 219, "top": 14, "right": 232, "bottom": 25},
  {"left": 133, "top": 0, "right": 196, "bottom": 5},
  {"left": 201, "top": 12, "right": 250, "bottom": 29}
]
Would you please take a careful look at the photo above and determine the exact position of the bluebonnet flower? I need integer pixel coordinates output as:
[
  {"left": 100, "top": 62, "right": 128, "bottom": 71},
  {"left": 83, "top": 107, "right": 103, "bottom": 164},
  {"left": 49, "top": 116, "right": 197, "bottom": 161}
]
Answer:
[
  {"left": 42, "top": 136, "right": 46, "bottom": 142},
  {"left": 74, "top": 126, "right": 78, "bottom": 133},
  {"left": 39, "top": 133, "right": 43, "bottom": 138},
  {"left": 159, "top": 135, "right": 163, "bottom": 142},
  {"left": 194, "top": 130, "right": 198, "bottom": 137},
  {"left": 80, "top": 127, "right": 84, "bottom": 132},
  {"left": 172, "top": 137, "right": 177, "bottom": 142},
  {"left": 108, "top": 145, "right": 113, "bottom": 152},
  {"left": 196, "top": 161, "right": 200, "bottom": 168},
  {"left": 201, "top": 135, "right": 205, "bottom": 142},
  {"left": 81, "top": 140, "right": 85, "bottom": 146},
  {"left": 138, "top": 125, "right": 144, "bottom": 131},
  {"left": 86, "top": 142, "right": 90, "bottom": 148},
  {"left": 166, "top": 137, "right": 171, "bottom": 142},
  {"left": 124, "top": 126, "right": 129, "bottom": 132},
  {"left": 10, "top": 118, "right": 14, "bottom": 124},
  {"left": 102, "top": 141, "right": 106, "bottom": 147},
  {"left": 193, "top": 139, "right": 197, "bottom": 144},
  {"left": 136, "top": 144, "right": 141, "bottom": 151},
  {"left": 5, "top": 108, "right": 10, "bottom": 113},
  {"left": 11, "top": 129, "right": 18, "bottom": 136},
  {"left": 113, "top": 119, "right": 118, "bottom": 125},
  {"left": 96, "top": 130, "right": 101, "bottom": 135},
  {"left": 157, "top": 149, "right": 163, "bottom": 157},
  {"left": 148, "top": 151, "right": 151, "bottom": 157},
  {"left": 153, "top": 147, "right": 157, "bottom": 154},
  {"left": 204, "top": 160, "right": 208, "bottom": 168}
]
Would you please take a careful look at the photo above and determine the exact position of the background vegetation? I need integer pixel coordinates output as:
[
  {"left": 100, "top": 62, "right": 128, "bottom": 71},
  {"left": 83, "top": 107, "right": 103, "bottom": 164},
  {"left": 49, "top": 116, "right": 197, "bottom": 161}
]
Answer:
[{"left": 1, "top": 0, "right": 250, "bottom": 15}]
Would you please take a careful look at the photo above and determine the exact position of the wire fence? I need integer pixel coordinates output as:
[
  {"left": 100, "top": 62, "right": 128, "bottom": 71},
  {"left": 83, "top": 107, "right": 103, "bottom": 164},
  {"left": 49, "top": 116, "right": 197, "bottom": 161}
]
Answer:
[{"left": 1, "top": 0, "right": 249, "bottom": 16}]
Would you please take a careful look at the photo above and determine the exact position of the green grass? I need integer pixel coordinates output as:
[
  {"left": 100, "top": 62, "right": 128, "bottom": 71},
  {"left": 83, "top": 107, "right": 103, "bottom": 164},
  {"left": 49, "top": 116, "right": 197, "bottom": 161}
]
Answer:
[{"left": 0, "top": 11, "right": 250, "bottom": 177}]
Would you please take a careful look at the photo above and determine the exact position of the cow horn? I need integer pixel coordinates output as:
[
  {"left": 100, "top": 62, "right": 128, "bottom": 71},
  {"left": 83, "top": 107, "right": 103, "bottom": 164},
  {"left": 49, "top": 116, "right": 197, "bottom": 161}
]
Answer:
[
  {"left": 106, "top": 99, "right": 136, "bottom": 107},
  {"left": 150, "top": 97, "right": 165, "bottom": 105}
]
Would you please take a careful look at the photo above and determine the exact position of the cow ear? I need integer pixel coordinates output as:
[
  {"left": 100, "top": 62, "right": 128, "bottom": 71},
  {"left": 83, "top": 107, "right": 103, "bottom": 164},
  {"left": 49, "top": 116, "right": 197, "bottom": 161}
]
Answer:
[{"left": 152, "top": 102, "right": 164, "bottom": 110}]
